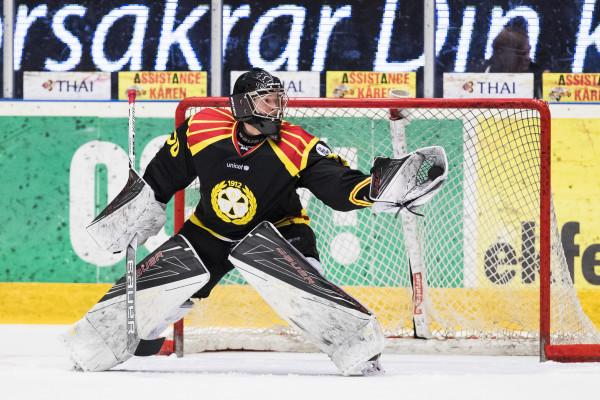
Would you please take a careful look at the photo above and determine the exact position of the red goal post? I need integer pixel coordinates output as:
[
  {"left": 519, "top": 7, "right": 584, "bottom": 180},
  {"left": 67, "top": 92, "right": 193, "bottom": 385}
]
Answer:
[{"left": 163, "top": 97, "right": 600, "bottom": 362}]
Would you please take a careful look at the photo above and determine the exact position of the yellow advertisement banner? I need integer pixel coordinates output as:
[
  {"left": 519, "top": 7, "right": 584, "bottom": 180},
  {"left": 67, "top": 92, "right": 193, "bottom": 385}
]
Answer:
[
  {"left": 552, "top": 118, "right": 600, "bottom": 290},
  {"left": 552, "top": 118, "right": 600, "bottom": 325},
  {"left": 118, "top": 71, "right": 207, "bottom": 100},
  {"left": 543, "top": 73, "right": 600, "bottom": 102},
  {"left": 473, "top": 116, "right": 540, "bottom": 289},
  {"left": 326, "top": 71, "right": 416, "bottom": 98}
]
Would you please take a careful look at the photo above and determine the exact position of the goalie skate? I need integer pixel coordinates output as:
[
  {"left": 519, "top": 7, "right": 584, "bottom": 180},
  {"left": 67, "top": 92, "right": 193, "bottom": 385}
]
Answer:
[{"left": 360, "top": 356, "right": 384, "bottom": 376}]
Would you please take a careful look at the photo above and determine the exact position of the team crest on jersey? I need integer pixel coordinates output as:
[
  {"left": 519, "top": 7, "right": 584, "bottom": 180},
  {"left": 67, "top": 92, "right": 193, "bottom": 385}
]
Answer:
[{"left": 211, "top": 180, "right": 257, "bottom": 225}]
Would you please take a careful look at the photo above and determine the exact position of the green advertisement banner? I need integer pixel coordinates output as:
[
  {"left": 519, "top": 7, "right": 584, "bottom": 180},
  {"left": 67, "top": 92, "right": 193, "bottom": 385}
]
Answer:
[
  {"left": 0, "top": 116, "right": 175, "bottom": 283},
  {"left": 1, "top": 112, "right": 599, "bottom": 292},
  {"left": 1, "top": 114, "right": 463, "bottom": 287}
]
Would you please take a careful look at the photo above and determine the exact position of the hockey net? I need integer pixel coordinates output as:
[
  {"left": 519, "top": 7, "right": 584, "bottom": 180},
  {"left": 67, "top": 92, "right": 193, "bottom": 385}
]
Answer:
[{"left": 169, "top": 97, "right": 600, "bottom": 361}]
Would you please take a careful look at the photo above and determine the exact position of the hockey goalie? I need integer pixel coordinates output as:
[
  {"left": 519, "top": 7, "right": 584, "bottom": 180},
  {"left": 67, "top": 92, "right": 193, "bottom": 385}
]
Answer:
[{"left": 60, "top": 68, "right": 447, "bottom": 375}]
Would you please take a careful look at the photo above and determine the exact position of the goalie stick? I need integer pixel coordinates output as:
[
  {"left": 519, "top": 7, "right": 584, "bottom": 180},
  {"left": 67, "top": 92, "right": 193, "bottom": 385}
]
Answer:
[
  {"left": 125, "top": 86, "right": 143, "bottom": 354},
  {"left": 124, "top": 87, "right": 169, "bottom": 357},
  {"left": 388, "top": 89, "right": 432, "bottom": 339},
  {"left": 86, "top": 86, "right": 167, "bottom": 358}
]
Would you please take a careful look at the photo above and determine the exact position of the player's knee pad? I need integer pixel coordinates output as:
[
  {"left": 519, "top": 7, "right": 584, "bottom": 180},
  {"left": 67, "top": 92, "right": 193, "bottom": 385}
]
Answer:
[
  {"left": 59, "top": 234, "right": 209, "bottom": 372},
  {"left": 229, "top": 221, "right": 385, "bottom": 376}
]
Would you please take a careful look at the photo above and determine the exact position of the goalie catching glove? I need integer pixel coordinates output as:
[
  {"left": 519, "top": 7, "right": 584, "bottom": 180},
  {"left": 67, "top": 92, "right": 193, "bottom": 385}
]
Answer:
[
  {"left": 369, "top": 146, "right": 448, "bottom": 215},
  {"left": 87, "top": 168, "right": 167, "bottom": 253}
]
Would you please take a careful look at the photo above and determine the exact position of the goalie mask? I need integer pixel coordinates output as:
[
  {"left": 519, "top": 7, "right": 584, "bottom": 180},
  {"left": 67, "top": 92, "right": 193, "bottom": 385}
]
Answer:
[{"left": 230, "top": 68, "right": 288, "bottom": 140}]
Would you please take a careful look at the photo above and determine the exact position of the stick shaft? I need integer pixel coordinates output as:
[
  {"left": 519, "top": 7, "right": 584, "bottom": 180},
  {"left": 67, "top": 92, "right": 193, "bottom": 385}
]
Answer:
[
  {"left": 127, "top": 90, "right": 136, "bottom": 169},
  {"left": 125, "top": 88, "right": 139, "bottom": 353},
  {"left": 126, "top": 238, "right": 138, "bottom": 353}
]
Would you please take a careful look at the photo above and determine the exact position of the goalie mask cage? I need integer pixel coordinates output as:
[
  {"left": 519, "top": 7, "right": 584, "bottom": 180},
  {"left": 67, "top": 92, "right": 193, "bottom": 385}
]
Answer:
[{"left": 166, "top": 97, "right": 600, "bottom": 362}]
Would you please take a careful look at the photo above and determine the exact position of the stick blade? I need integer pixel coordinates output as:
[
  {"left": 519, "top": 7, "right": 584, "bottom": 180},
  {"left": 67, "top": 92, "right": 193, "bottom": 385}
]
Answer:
[{"left": 134, "top": 338, "right": 166, "bottom": 357}]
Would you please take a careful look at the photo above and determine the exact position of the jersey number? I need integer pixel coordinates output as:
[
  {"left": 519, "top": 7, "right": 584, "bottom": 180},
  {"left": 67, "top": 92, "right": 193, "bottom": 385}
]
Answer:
[{"left": 167, "top": 131, "right": 179, "bottom": 157}]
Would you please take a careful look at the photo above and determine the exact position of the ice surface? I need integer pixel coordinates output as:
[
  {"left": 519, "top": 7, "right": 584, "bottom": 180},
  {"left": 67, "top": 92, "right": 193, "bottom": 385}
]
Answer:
[{"left": 1, "top": 325, "right": 598, "bottom": 400}]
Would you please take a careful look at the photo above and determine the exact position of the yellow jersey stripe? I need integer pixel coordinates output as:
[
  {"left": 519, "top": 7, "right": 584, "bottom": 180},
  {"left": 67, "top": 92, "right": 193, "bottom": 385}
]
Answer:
[
  {"left": 274, "top": 217, "right": 311, "bottom": 228},
  {"left": 300, "top": 137, "right": 320, "bottom": 170},
  {"left": 326, "top": 153, "right": 349, "bottom": 167},
  {"left": 280, "top": 137, "right": 304, "bottom": 157},
  {"left": 350, "top": 177, "right": 373, "bottom": 207},
  {"left": 268, "top": 139, "right": 299, "bottom": 176},
  {"left": 189, "top": 119, "right": 235, "bottom": 125},
  {"left": 274, "top": 209, "right": 311, "bottom": 227},
  {"left": 189, "top": 134, "right": 231, "bottom": 155},
  {"left": 212, "top": 108, "right": 236, "bottom": 120},
  {"left": 188, "top": 126, "right": 233, "bottom": 136},
  {"left": 280, "top": 129, "right": 310, "bottom": 147},
  {"left": 189, "top": 213, "right": 236, "bottom": 242}
]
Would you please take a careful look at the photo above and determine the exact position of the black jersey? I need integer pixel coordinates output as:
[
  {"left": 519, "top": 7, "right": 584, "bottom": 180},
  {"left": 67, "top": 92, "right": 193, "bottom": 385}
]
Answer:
[{"left": 144, "top": 107, "right": 372, "bottom": 241}]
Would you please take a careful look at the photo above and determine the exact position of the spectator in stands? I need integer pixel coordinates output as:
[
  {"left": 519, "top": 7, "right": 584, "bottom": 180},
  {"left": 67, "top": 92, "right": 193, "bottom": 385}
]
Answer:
[{"left": 482, "top": 20, "right": 548, "bottom": 98}]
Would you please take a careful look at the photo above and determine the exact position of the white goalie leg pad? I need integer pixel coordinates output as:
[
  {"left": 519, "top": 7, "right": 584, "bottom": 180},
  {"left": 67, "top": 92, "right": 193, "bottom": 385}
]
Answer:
[
  {"left": 330, "top": 315, "right": 384, "bottom": 375},
  {"left": 63, "top": 316, "right": 120, "bottom": 372},
  {"left": 229, "top": 222, "right": 385, "bottom": 376},
  {"left": 87, "top": 168, "right": 167, "bottom": 253},
  {"left": 306, "top": 257, "right": 383, "bottom": 374},
  {"left": 59, "top": 235, "right": 209, "bottom": 371},
  {"left": 147, "top": 300, "right": 195, "bottom": 341}
]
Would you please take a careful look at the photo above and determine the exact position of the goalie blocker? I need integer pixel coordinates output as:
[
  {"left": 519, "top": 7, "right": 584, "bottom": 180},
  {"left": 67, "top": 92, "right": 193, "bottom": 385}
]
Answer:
[
  {"left": 229, "top": 222, "right": 385, "bottom": 376},
  {"left": 87, "top": 168, "right": 167, "bottom": 253}
]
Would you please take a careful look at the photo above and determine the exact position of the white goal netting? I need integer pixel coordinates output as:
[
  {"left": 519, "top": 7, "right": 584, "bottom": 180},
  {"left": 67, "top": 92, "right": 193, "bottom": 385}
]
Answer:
[{"left": 173, "top": 98, "right": 600, "bottom": 356}]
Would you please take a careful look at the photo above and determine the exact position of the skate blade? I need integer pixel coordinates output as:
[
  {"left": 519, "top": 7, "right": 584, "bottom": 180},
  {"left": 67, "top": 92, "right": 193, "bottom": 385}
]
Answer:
[{"left": 360, "top": 358, "right": 385, "bottom": 376}]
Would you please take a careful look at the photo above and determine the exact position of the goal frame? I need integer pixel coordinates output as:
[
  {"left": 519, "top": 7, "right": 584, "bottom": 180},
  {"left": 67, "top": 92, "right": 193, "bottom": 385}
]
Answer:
[{"left": 162, "top": 97, "right": 600, "bottom": 362}]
